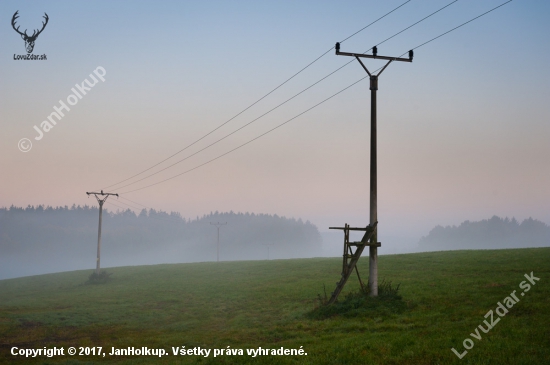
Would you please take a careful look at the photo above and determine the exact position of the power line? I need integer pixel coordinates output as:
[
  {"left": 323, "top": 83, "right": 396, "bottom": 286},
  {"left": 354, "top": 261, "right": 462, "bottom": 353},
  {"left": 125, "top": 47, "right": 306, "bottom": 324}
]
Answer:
[
  {"left": 110, "top": 1, "right": 459, "bottom": 192},
  {"left": 120, "top": 76, "right": 369, "bottom": 194},
  {"left": 104, "top": 200, "right": 130, "bottom": 211},
  {"left": 339, "top": 0, "right": 413, "bottom": 43},
  {"left": 118, "top": 196, "right": 151, "bottom": 209},
  {"left": 100, "top": 0, "right": 414, "bottom": 191},
  {"left": 118, "top": 0, "right": 511, "bottom": 195},
  {"left": 410, "top": 0, "right": 513, "bottom": 52},
  {"left": 373, "top": 0, "right": 458, "bottom": 49},
  {"left": 107, "top": 199, "right": 142, "bottom": 211},
  {"left": 369, "top": 0, "right": 513, "bottom": 74},
  {"left": 113, "top": 62, "right": 353, "bottom": 191}
]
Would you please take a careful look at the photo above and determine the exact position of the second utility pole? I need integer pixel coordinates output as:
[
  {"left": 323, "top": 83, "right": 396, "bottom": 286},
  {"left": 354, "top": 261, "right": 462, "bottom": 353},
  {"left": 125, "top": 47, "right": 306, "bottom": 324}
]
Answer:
[
  {"left": 210, "top": 222, "right": 227, "bottom": 262},
  {"left": 335, "top": 43, "right": 413, "bottom": 296},
  {"left": 86, "top": 190, "right": 118, "bottom": 275}
]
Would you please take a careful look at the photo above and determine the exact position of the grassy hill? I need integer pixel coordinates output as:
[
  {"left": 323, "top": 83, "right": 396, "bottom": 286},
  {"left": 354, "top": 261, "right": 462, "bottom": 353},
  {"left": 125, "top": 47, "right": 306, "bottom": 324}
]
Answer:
[{"left": 1, "top": 248, "right": 549, "bottom": 364}]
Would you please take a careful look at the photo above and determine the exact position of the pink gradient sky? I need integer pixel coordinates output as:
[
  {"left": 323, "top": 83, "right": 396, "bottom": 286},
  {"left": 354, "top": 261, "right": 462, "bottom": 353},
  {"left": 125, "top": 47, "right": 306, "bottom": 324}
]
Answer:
[{"left": 2, "top": 1, "right": 549, "bottom": 249}]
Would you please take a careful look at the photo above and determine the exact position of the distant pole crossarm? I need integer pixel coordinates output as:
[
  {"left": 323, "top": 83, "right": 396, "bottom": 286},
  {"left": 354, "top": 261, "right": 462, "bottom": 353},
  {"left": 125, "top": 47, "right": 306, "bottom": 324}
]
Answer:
[
  {"left": 331, "top": 43, "right": 413, "bottom": 298},
  {"left": 86, "top": 190, "right": 119, "bottom": 274}
]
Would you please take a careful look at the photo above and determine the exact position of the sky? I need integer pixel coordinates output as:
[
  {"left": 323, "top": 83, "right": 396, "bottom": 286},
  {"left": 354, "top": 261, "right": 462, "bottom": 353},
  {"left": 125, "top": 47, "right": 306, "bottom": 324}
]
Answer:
[{"left": 1, "top": 0, "right": 549, "bottom": 251}]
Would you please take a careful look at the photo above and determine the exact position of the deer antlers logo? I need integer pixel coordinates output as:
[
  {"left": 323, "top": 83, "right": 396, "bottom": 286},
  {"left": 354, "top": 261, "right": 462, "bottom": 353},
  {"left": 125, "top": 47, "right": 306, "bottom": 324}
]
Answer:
[{"left": 12, "top": 10, "right": 49, "bottom": 54}]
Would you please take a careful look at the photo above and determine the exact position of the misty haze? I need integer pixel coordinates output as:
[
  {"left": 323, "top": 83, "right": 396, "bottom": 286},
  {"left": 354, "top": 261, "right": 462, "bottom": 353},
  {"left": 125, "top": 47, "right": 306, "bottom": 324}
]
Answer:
[
  {"left": 1, "top": 1, "right": 549, "bottom": 364},
  {"left": 0, "top": 205, "right": 322, "bottom": 279},
  {"left": 2, "top": 205, "right": 548, "bottom": 280}
]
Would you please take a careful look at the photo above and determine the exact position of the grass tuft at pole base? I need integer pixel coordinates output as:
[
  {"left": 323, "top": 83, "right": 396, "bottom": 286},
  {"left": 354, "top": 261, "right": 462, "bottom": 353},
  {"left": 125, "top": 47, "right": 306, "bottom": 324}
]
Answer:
[
  {"left": 308, "top": 279, "right": 411, "bottom": 319},
  {"left": 86, "top": 270, "right": 112, "bottom": 284}
]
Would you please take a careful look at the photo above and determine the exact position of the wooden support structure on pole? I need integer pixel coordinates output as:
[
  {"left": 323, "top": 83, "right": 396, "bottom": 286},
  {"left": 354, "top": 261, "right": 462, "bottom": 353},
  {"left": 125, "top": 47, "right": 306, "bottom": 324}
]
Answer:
[
  {"left": 86, "top": 190, "right": 118, "bottom": 274},
  {"left": 327, "top": 222, "right": 378, "bottom": 304},
  {"left": 328, "top": 43, "right": 413, "bottom": 300}
]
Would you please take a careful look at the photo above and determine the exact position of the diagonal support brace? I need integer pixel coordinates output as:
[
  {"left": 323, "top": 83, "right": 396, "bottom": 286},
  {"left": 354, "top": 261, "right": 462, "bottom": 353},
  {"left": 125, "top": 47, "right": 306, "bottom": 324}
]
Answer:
[{"left": 327, "top": 221, "right": 378, "bottom": 304}]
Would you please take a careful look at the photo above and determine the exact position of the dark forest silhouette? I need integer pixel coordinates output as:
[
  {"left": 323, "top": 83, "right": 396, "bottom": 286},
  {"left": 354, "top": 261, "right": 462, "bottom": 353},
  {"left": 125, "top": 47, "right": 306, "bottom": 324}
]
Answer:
[
  {"left": 0, "top": 205, "right": 322, "bottom": 279},
  {"left": 418, "top": 216, "right": 550, "bottom": 251}
]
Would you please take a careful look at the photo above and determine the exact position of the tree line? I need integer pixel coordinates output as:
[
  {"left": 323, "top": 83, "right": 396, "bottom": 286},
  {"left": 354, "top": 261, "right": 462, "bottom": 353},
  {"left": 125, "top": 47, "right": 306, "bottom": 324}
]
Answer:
[
  {"left": 0, "top": 205, "right": 322, "bottom": 279},
  {"left": 418, "top": 216, "right": 550, "bottom": 250}
]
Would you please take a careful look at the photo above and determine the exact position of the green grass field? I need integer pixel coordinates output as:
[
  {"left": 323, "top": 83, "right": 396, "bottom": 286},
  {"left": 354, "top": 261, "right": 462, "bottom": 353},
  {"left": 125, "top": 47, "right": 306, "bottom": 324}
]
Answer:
[{"left": 1, "top": 248, "right": 549, "bottom": 364}]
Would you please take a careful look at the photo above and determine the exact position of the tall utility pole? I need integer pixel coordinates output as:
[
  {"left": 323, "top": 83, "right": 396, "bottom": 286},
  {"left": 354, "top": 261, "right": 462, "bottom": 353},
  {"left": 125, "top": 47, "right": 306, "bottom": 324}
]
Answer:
[
  {"left": 335, "top": 43, "right": 413, "bottom": 296},
  {"left": 86, "top": 190, "right": 118, "bottom": 274},
  {"left": 210, "top": 222, "right": 227, "bottom": 262}
]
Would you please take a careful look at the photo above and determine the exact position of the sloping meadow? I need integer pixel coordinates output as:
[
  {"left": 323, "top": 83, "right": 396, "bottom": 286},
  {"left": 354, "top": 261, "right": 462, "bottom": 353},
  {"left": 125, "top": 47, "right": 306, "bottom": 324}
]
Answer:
[{"left": 1, "top": 248, "right": 549, "bottom": 364}]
